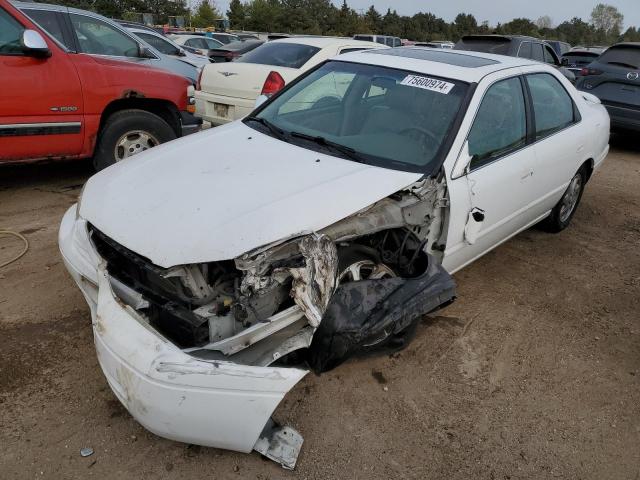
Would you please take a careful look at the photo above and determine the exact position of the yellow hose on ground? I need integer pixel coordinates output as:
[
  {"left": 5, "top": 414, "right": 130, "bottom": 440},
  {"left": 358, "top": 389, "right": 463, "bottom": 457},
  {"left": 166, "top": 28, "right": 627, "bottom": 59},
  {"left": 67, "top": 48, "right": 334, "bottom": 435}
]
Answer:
[{"left": 0, "top": 230, "right": 29, "bottom": 269}]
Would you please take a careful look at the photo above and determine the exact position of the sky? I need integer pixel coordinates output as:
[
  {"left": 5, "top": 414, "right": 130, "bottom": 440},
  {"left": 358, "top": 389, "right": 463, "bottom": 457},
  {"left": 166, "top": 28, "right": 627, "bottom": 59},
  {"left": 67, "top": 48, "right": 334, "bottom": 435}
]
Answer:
[{"left": 214, "top": 0, "right": 640, "bottom": 31}]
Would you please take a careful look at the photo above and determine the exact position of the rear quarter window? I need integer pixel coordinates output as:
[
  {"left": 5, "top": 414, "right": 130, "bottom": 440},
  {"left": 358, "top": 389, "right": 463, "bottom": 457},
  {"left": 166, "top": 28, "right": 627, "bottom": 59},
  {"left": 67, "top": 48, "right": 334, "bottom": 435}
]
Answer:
[{"left": 236, "top": 42, "right": 320, "bottom": 68}]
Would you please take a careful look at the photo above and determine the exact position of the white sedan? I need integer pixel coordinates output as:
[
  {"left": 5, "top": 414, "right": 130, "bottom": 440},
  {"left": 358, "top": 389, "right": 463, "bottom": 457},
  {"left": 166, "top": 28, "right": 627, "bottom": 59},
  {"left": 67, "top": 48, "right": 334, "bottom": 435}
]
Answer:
[
  {"left": 60, "top": 48, "right": 609, "bottom": 468},
  {"left": 194, "top": 36, "right": 386, "bottom": 125}
]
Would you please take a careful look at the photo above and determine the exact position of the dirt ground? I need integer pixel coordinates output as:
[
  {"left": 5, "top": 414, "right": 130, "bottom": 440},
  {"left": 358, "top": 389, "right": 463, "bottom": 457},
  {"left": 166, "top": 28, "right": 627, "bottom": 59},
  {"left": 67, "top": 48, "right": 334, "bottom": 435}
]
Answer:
[{"left": 1, "top": 136, "right": 639, "bottom": 480}]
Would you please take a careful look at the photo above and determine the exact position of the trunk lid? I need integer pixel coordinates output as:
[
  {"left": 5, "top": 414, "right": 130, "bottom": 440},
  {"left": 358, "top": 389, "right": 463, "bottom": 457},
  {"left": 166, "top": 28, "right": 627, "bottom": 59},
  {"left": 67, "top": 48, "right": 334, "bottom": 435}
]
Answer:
[{"left": 200, "top": 63, "right": 298, "bottom": 100}]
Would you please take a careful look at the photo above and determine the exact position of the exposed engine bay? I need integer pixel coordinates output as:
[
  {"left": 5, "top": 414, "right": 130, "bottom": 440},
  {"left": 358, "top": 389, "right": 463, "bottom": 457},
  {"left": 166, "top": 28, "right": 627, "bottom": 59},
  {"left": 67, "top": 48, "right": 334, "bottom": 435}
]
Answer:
[{"left": 90, "top": 176, "right": 455, "bottom": 372}]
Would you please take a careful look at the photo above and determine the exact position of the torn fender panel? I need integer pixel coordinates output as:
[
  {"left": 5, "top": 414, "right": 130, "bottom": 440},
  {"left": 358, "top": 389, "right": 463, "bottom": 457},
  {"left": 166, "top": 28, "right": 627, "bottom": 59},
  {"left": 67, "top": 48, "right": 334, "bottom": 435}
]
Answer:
[
  {"left": 93, "top": 267, "right": 307, "bottom": 453},
  {"left": 308, "top": 255, "right": 456, "bottom": 373}
]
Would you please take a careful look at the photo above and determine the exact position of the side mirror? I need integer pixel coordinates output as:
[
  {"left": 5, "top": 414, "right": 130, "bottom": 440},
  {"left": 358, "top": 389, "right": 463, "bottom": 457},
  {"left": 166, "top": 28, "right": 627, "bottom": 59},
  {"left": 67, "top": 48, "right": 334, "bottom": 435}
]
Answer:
[
  {"left": 254, "top": 94, "right": 269, "bottom": 109},
  {"left": 561, "top": 57, "right": 569, "bottom": 66},
  {"left": 21, "top": 30, "right": 50, "bottom": 58},
  {"left": 177, "top": 48, "right": 187, "bottom": 57},
  {"left": 138, "top": 45, "right": 156, "bottom": 59}
]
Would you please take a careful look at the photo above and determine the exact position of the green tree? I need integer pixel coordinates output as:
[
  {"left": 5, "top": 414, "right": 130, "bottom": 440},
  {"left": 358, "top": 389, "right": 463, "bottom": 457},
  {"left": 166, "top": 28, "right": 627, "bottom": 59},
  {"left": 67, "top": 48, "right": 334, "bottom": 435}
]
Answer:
[
  {"left": 364, "top": 5, "right": 382, "bottom": 33},
  {"left": 591, "top": 3, "right": 624, "bottom": 37},
  {"left": 501, "top": 17, "right": 539, "bottom": 36},
  {"left": 451, "top": 13, "right": 478, "bottom": 40},
  {"left": 556, "top": 17, "right": 596, "bottom": 45},
  {"left": 227, "top": 0, "right": 246, "bottom": 29},
  {"left": 191, "top": 0, "right": 220, "bottom": 27},
  {"left": 244, "top": 0, "right": 281, "bottom": 32}
]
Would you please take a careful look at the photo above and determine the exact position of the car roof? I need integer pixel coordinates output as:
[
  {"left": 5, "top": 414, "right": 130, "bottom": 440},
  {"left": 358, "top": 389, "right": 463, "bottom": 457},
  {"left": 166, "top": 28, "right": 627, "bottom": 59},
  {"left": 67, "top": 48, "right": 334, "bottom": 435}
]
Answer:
[
  {"left": 336, "top": 46, "right": 540, "bottom": 82},
  {"left": 271, "top": 36, "right": 383, "bottom": 48},
  {"left": 460, "top": 34, "right": 539, "bottom": 43},
  {"left": 610, "top": 42, "right": 640, "bottom": 48}
]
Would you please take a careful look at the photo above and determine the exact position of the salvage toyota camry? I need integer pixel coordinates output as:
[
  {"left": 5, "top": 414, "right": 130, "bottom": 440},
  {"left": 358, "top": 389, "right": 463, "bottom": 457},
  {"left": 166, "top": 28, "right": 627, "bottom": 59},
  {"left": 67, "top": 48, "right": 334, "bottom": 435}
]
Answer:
[{"left": 59, "top": 48, "right": 609, "bottom": 468}]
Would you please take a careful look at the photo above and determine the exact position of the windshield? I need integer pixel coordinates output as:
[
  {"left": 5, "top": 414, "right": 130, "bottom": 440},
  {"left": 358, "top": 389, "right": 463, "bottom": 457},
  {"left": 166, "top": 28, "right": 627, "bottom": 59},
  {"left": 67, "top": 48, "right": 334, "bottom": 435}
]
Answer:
[
  {"left": 247, "top": 61, "right": 469, "bottom": 173},
  {"left": 598, "top": 46, "right": 640, "bottom": 69},
  {"left": 237, "top": 42, "right": 320, "bottom": 68}
]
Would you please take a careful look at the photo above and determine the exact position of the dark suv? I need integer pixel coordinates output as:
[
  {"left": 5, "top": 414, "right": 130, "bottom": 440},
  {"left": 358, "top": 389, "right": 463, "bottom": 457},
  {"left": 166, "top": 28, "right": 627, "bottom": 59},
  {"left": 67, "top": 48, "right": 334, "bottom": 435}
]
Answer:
[
  {"left": 576, "top": 43, "right": 640, "bottom": 132},
  {"left": 454, "top": 35, "right": 575, "bottom": 81}
]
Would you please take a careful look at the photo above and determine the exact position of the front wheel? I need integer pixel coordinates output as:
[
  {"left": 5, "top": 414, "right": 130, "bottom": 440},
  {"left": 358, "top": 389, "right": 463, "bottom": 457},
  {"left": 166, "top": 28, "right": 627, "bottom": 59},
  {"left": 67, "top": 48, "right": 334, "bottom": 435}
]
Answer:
[
  {"left": 540, "top": 168, "right": 586, "bottom": 233},
  {"left": 93, "top": 109, "right": 176, "bottom": 171}
]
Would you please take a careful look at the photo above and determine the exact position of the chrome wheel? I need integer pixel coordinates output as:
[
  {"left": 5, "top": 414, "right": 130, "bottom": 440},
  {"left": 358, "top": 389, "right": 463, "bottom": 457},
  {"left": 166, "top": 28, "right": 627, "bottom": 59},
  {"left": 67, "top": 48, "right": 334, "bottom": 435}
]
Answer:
[
  {"left": 559, "top": 173, "right": 583, "bottom": 223},
  {"left": 338, "top": 259, "right": 395, "bottom": 283},
  {"left": 114, "top": 130, "right": 159, "bottom": 161}
]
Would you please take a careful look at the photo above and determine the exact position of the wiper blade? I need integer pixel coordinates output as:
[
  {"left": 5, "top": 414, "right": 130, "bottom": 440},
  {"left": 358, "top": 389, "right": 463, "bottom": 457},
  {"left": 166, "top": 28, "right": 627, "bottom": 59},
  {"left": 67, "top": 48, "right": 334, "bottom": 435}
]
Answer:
[
  {"left": 289, "top": 131, "right": 367, "bottom": 164},
  {"left": 244, "top": 116, "right": 286, "bottom": 141},
  {"left": 607, "top": 61, "right": 639, "bottom": 69}
]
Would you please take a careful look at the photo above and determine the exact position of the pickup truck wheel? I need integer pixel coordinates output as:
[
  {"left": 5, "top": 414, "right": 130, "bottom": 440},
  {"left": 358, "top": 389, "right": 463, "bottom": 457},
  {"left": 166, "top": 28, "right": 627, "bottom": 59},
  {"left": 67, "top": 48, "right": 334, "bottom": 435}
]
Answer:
[
  {"left": 93, "top": 109, "right": 176, "bottom": 171},
  {"left": 540, "top": 168, "right": 586, "bottom": 233}
]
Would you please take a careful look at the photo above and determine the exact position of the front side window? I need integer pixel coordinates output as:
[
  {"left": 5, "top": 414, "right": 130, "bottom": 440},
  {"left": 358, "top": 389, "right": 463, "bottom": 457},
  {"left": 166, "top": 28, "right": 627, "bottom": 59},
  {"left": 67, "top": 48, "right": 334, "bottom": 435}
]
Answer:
[
  {"left": 22, "top": 9, "right": 67, "bottom": 47},
  {"left": 70, "top": 13, "right": 139, "bottom": 57},
  {"left": 203, "top": 38, "right": 222, "bottom": 49},
  {"left": 468, "top": 77, "right": 526, "bottom": 170},
  {"left": 136, "top": 32, "right": 179, "bottom": 55},
  {"left": 0, "top": 8, "right": 25, "bottom": 55},
  {"left": 249, "top": 61, "right": 469, "bottom": 173},
  {"left": 237, "top": 42, "right": 320, "bottom": 69},
  {"left": 543, "top": 46, "right": 557, "bottom": 64},
  {"left": 526, "top": 73, "right": 576, "bottom": 139}
]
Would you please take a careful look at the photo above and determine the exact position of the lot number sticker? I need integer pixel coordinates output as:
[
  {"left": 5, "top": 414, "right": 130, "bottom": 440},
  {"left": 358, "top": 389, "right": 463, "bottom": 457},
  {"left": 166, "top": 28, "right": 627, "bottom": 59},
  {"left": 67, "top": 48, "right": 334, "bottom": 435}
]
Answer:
[{"left": 400, "top": 75, "right": 455, "bottom": 94}]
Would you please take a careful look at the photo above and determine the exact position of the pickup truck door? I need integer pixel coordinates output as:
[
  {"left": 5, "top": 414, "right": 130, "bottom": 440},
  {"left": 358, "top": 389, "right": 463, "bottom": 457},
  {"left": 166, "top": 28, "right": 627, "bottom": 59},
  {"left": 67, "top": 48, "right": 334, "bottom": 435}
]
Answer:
[
  {"left": 443, "top": 75, "right": 542, "bottom": 273},
  {"left": 0, "top": 6, "right": 83, "bottom": 161}
]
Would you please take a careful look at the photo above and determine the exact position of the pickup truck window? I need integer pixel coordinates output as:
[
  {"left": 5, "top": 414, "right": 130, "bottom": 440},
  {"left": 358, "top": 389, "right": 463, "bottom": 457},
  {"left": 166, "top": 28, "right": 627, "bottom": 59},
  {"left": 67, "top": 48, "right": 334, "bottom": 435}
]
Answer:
[
  {"left": 70, "top": 13, "right": 139, "bottom": 57},
  {"left": 0, "top": 8, "right": 24, "bottom": 55},
  {"left": 22, "top": 9, "right": 67, "bottom": 47}
]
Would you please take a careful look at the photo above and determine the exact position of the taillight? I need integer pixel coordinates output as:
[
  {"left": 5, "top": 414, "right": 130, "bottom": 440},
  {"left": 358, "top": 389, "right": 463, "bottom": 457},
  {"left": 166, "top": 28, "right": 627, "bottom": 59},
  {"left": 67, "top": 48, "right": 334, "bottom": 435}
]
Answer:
[
  {"left": 224, "top": 51, "right": 240, "bottom": 61},
  {"left": 195, "top": 67, "right": 204, "bottom": 91},
  {"left": 580, "top": 67, "right": 603, "bottom": 76},
  {"left": 261, "top": 71, "right": 285, "bottom": 96}
]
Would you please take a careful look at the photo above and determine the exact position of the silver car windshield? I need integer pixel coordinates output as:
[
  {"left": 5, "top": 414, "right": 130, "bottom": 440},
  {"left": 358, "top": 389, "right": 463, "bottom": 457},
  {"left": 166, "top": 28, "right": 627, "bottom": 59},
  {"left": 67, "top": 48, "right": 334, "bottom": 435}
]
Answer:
[{"left": 251, "top": 60, "right": 469, "bottom": 173}]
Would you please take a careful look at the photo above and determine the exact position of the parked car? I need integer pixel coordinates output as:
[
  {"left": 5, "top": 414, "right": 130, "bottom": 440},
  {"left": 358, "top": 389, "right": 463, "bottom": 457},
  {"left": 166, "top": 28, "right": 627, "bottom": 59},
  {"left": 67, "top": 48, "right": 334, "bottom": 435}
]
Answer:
[
  {"left": 124, "top": 26, "right": 210, "bottom": 68},
  {"left": 0, "top": 0, "right": 199, "bottom": 169},
  {"left": 16, "top": 1, "right": 199, "bottom": 83},
  {"left": 61, "top": 47, "right": 609, "bottom": 468},
  {"left": 204, "top": 39, "right": 263, "bottom": 63},
  {"left": 454, "top": 35, "right": 575, "bottom": 81},
  {"left": 546, "top": 39, "right": 572, "bottom": 56},
  {"left": 354, "top": 33, "right": 402, "bottom": 47},
  {"left": 576, "top": 43, "right": 640, "bottom": 132},
  {"left": 169, "top": 33, "right": 224, "bottom": 56},
  {"left": 561, "top": 47, "right": 606, "bottom": 76},
  {"left": 195, "top": 37, "right": 385, "bottom": 125}
]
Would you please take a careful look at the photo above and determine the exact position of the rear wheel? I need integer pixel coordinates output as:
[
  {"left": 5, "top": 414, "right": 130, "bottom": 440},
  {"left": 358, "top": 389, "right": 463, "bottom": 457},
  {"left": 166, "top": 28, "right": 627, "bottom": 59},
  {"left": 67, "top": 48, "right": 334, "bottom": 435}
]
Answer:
[
  {"left": 541, "top": 168, "right": 586, "bottom": 233},
  {"left": 93, "top": 109, "right": 176, "bottom": 171}
]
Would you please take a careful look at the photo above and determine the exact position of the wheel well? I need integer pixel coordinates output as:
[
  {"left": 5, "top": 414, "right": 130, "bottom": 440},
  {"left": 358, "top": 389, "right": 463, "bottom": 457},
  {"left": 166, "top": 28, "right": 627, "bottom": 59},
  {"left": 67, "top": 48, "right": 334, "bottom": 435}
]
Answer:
[
  {"left": 99, "top": 98, "right": 181, "bottom": 137},
  {"left": 581, "top": 158, "right": 594, "bottom": 182}
]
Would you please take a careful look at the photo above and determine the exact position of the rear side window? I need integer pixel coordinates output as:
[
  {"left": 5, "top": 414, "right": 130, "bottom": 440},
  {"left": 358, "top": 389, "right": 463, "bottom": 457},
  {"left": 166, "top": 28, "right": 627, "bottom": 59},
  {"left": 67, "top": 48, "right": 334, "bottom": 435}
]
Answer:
[
  {"left": 70, "top": 13, "right": 139, "bottom": 57},
  {"left": 531, "top": 43, "right": 544, "bottom": 62},
  {"left": 526, "top": 73, "right": 576, "bottom": 139},
  {"left": 0, "top": 8, "right": 25, "bottom": 55},
  {"left": 598, "top": 46, "right": 640, "bottom": 69},
  {"left": 236, "top": 42, "right": 320, "bottom": 68},
  {"left": 204, "top": 38, "right": 222, "bottom": 49},
  {"left": 518, "top": 42, "right": 532, "bottom": 59},
  {"left": 136, "top": 32, "right": 179, "bottom": 55},
  {"left": 468, "top": 77, "right": 527, "bottom": 169},
  {"left": 394, "top": 38, "right": 402, "bottom": 47},
  {"left": 22, "top": 9, "right": 67, "bottom": 47}
]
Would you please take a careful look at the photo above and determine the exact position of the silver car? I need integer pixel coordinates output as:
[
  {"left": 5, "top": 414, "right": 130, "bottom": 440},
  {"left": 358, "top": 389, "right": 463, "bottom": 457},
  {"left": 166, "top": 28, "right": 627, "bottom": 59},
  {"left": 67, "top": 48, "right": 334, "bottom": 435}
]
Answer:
[
  {"left": 15, "top": 1, "right": 199, "bottom": 83},
  {"left": 124, "top": 27, "right": 211, "bottom": 69}
]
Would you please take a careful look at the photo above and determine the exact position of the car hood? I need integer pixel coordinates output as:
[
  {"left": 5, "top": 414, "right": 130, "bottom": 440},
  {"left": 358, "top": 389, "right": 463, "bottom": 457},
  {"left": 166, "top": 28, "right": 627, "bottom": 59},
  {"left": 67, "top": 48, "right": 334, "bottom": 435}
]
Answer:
[{"left": 79, "top": 122, "right": 422, "bottom": 268}]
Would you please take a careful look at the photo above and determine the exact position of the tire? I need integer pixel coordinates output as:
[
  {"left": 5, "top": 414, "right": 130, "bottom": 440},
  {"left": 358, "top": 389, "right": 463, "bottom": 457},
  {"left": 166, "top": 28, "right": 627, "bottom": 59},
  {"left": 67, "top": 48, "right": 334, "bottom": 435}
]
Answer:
[
  {"left": 540, "top": 167, "right": 586, "bottom": 233},
  {"left": 93, "top": 109, "right": 176, "bottom": 171}
]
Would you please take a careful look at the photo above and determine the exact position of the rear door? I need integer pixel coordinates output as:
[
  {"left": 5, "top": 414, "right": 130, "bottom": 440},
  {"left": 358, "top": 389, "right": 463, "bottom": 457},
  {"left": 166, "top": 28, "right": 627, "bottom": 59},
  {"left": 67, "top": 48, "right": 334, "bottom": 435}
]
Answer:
[{"left": 0, "top": 5, "right": 83, "bottom": 161}]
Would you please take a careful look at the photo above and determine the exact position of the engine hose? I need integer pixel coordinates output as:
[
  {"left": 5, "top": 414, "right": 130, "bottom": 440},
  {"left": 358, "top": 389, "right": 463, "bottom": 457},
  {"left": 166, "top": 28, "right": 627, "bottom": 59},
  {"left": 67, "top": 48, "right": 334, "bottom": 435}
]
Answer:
[{"left": 0, "top": 230, "right": 29, "bottom": 269}]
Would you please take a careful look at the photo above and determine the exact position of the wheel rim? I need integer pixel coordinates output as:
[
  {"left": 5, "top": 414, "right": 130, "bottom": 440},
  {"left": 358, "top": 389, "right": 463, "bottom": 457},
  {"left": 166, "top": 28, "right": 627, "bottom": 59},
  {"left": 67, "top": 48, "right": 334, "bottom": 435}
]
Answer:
[
  {"left": 338, "top": 259, "right": 396, "bottom": 283},
  {"left": 559, "top": 173, "right": 583, "bottom": 223},
  {"left": 114, "top": 130, "right": 159, "bottom": 161}
]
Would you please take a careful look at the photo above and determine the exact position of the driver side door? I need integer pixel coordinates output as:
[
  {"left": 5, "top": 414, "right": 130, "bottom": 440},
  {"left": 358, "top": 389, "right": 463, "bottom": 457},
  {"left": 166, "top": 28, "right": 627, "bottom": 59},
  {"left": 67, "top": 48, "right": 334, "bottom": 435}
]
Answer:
[{"left": 0, "top": 5, "right": 83, "bottom": 161}]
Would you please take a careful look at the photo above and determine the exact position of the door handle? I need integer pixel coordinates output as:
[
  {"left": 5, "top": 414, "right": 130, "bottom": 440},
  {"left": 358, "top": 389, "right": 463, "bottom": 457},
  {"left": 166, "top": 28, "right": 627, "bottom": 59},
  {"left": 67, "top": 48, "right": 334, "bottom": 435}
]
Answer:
[{"left": 520, "top": 170, "right": 534, "bottom": 180}]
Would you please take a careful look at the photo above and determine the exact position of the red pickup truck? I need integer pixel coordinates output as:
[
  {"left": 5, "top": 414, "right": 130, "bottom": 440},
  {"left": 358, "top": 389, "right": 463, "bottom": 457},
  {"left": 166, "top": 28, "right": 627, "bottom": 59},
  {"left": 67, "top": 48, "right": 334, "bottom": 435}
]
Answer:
[{"left": 0, "top": 0, "right": 200, "bottom": 170}]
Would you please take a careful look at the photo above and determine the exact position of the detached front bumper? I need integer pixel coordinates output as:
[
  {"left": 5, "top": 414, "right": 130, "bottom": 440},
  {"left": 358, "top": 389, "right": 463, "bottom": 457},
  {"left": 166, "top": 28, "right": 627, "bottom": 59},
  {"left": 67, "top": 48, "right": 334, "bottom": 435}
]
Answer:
[{"left": 58, "top": 206, "right": 307, "bottom": 467}]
